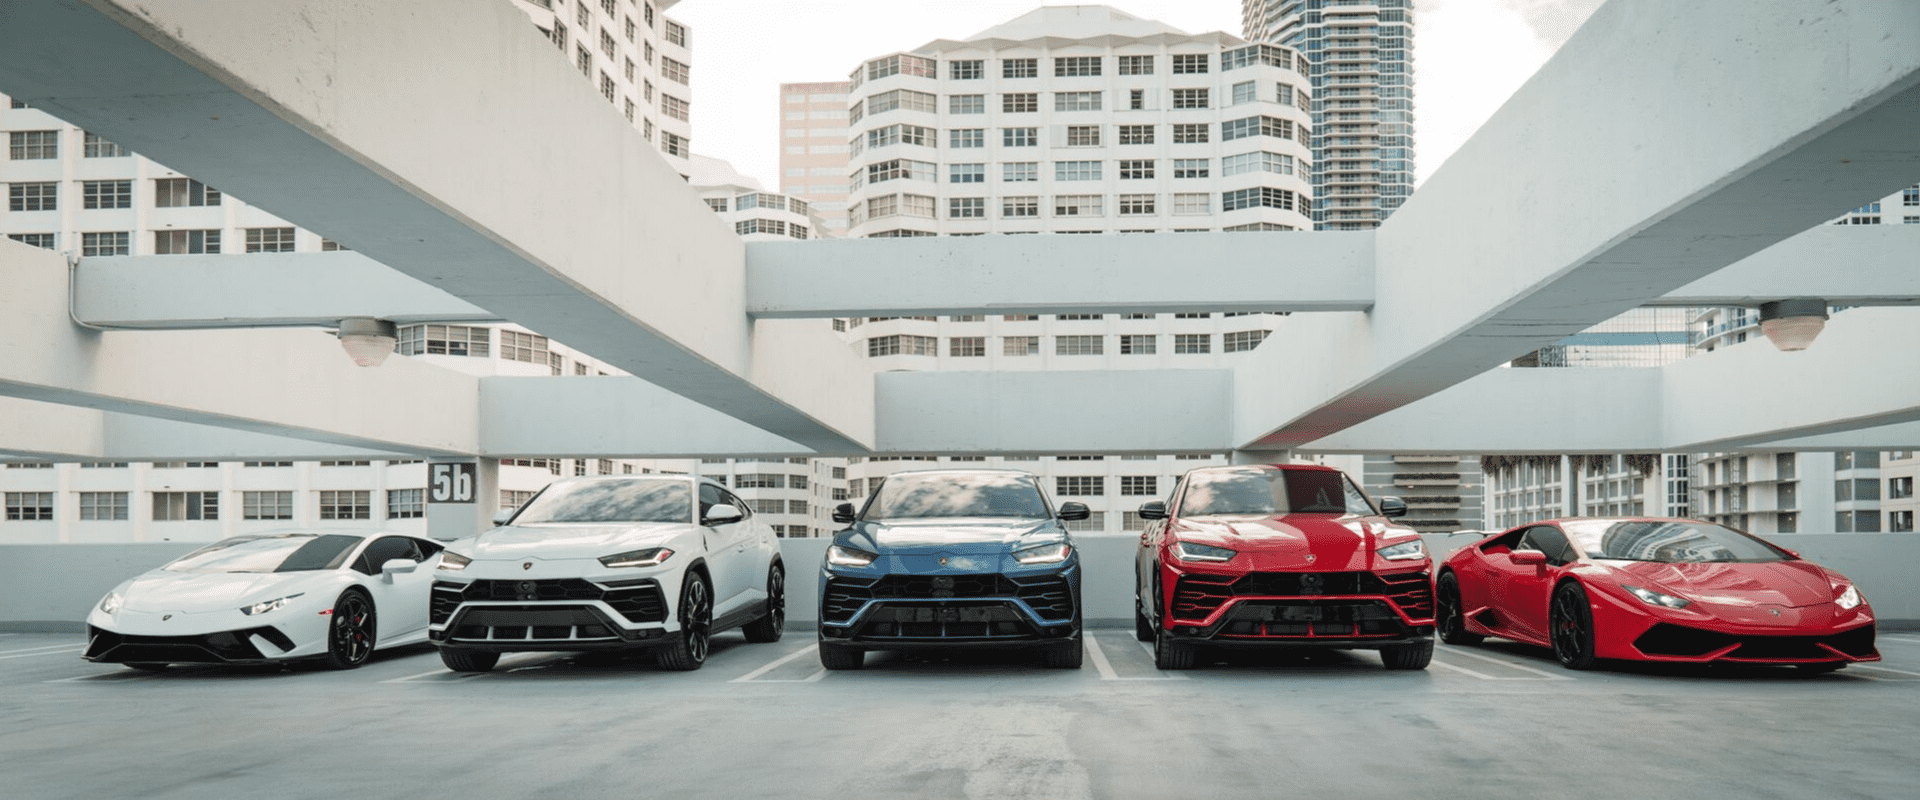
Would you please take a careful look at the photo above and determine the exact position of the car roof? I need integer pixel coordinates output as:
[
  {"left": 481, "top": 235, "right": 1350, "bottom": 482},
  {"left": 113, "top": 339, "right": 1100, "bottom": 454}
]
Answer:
[
  {"left": 1187, "top": 463, "right": 1340, "bottom": 473},
  {"left": 549, "top": 473, "right": 722, "bottom": 489},
  {"left": 877, "top": 468, "right": 1039, "bottom": 478}
]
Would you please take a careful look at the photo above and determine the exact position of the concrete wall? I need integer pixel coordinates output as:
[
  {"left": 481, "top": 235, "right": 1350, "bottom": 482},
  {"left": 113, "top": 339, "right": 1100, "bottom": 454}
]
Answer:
[{"left": 6, "top": 534, "right": 1915, "bottom": 632}]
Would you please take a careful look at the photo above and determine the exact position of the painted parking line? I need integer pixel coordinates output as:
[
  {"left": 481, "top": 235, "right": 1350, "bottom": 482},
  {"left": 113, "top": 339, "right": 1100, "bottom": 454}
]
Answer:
[
  {"left": 0, "top": 645, "right": 86, "bottom": 661},
  {"left": 1879, "top": 635, "right": 1920, "bottom": 646},
  {"left": 0, "top": 643, "right": 87, "bottom": 656},
  {"left": 1083, "top": 634, "right": 1186, "bottom": 680},
  {"left": 1427, "top": 658, "right": 1511, "bottom": 681},
  {"left": 730, "top": 644, "right": 819, "bottom": 683},
  {"left": 1438, "top": 647, "right": 1575, "bottom": 680},
  {"left": 1851, "top": 663, "right": 1920, "bottom": 679},
  {"left": 381, "top": 667, "right": 488, "bottom": 684}
]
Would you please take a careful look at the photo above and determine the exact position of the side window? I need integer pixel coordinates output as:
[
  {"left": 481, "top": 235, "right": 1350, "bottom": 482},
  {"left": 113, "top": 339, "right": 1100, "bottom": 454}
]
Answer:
[
  {"left": 1341, "top": 475, "right": 1379, "bottom": 516},
  {"left": 698, "top": 483, "right": 723, "bottom": 520},
  {"left": 353, "top": 537, "right": 420, "bottom": 575},
  {"left": 721, "top": 489, "right": 751, "bottom": 519},
  {"left": 1481, "top": 528, "right": 1525, "bottom": 555},
  {"left": 1525, "top": 526, "right": 1578, "bottom": 565}
]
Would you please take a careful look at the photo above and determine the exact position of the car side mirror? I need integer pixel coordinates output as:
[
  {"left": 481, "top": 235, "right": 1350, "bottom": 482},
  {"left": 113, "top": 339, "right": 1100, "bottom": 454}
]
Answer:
[
  {"left": 704, "top": 503, "right": 744, "bottom": 526},
  {"left": 379, "top": 558, "right": 418, "bottom": 582},
  {"left": 832, "top": 502, "right": 857, "bottom": 524},
  {"left": 1377, "top": 497, "right": 1408, "bottom": 518},
  {"left": 1137, "top": 501, "right": 1167, "bottom": 520},
  {"left": 491, "top": 509, "right": 514, "bottom": 526},
  {"left": 1509, "top": 550, "right": 1547, "bottom": 566},
  {"left": 1058, "top": 501, "right": 1090, "bottom": 521}
]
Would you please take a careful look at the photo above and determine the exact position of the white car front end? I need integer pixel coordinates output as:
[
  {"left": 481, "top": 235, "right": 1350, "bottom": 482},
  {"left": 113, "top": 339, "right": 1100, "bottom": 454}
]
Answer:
[{"left": 85, "top": 570, "right": 348, "bottom": 664}]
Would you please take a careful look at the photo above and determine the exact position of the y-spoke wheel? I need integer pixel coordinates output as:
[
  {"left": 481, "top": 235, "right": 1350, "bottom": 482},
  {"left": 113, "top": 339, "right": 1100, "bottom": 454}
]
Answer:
[
  {"left": 322, "top": 590, "right": 375, "bottom": 670},
  {"left": 742, "top": 564, "right": 786, "bottom": 643},
  {"left": 657, "top": 572, "right": 712, "bottom": 671},
  {"left": 1550, "top": 582, "right": 1598, "bottom": 671},
  {"left": 1436, "top": 573, "right": 1483, "bottom": 646}
]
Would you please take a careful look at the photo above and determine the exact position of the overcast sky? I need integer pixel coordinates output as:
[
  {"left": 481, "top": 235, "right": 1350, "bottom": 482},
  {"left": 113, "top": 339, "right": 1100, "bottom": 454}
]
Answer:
[{"left": 666, "top": 0, "right": 1605, "bottom": 191}]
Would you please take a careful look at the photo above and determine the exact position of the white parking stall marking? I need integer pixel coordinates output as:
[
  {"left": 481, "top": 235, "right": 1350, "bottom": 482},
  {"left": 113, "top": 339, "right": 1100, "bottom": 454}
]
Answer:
[
  {"left": 1085, "top": 634, "right": 1186, "bottom": 680},
  {"left": 1, "top": 643, "right": 88, "bottom": 656},
  {"left": 1438, "top": 647, "right": 1575, "bottom": 680},
  {"left": 381, "top": 667, "right": 488, "bottom": 684},
  {"left": 1879, "top": 635, "right": 1920, "bottom": 646},
  {"left": 0, "top": 645, "right": 86, "bottom": 660},
  {"left": 730, "top": 644, "right": 819, "bottom": 683},
  {"left": 1427, "top": 658, "right": 1508, "bottom": 681},
  {"left": 1851, "top": 663, "right": 1920, "bottom": 678}
]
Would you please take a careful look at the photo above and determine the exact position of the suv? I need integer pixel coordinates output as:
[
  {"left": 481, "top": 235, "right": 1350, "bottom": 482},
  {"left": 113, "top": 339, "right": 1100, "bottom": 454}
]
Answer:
[
  {"left": 429, "top": 475, "right": 784, "bottom": 672},
  {"left": 1135, "top": 464, "right": 1434, "bottom": 670},
  {"left": 817, "top": 470, "right": 1085, "bottom": 670}
]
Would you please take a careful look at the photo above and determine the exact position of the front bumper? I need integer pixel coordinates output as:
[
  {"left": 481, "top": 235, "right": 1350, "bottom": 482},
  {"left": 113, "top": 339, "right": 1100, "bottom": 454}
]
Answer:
[
  {"left": 83, "top": 624, "right": 300, "bottom": 664},
  {"left": 1160, "top": 566, "right": 1436, "bottom": 649},
  {"left": 428, "top": 574, "right": 677, "bottom": 652},
  {"left": 818, "top": 564, "right": 1080, "bottom": 648}
]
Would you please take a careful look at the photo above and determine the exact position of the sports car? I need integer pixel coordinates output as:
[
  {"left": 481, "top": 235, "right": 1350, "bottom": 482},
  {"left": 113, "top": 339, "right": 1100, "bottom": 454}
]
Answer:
[
  {"left": 84, "top": 530, "right": 443, "bottom": 670},
  {"left": 429, "top": 475, "right": 784, "bottom": 672},
  {"left": 817, "top": 469, "right": 1085, "bottom": 670},
  {"left": 1436, "top": 517, "right": 1880, "bottom": 672},
  {"left": 1135, "top": 464, "right": 1434, "bottom": 670}
]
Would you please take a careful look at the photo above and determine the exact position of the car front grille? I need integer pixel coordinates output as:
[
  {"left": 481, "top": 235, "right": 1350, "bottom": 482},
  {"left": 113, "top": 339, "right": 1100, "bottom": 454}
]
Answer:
[
  {"left": 445, "top": 605, "right": 624, "bottom": 643},
  {"left": 1214, "top": 600, "right": 1411, "bottom": 639},
  {"left": 433, "top": 578, "right": 666, "bottom": 625},
  {"left": 822, "top": 573, "right": 1075, "bottom": 630},
  {"left": 1633, "top": 622, "right": 1878, "bottom": 661},
  {"left": 1173, "top": 570, "right": 1433, "bottom": 623},
  {"left": 84, "top": 625, "right": 296, "bottom": 663}
]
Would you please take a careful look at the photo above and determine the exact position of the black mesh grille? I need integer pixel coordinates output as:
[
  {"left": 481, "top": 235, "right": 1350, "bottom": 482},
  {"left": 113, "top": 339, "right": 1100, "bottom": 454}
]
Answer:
[
  {"left": 1633, "top": 622, "right": 1878, "bottom": 660},
  {"left": 1173, "top": 571, "right": 1433, "bottom": 623},
  {"left": 463, "top": 578, "right": 604, "bottom": 602},
  {"left": 434, "top": 578, "right": 665, "bottom": 624},
  {"left": 84, "top": 625, "right": 285, "bottom": 663},
  {"left": 1379, "top": 571, "right": 1434, "bottom": 620},
  {"left": 823, "top": 573, "right": 1075, "bottom": 627},
  {"left": 1014, "top": 577, "right": 1074, "bottom": 619},
  {"left": 1217, "top": 600, "right": 1410, "bottom": 639}
]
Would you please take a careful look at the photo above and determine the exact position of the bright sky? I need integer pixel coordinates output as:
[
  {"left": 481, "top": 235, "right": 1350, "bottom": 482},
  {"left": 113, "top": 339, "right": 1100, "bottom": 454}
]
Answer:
[{"left": 667, "top": 0, "right": 1602, "bottom": 191}]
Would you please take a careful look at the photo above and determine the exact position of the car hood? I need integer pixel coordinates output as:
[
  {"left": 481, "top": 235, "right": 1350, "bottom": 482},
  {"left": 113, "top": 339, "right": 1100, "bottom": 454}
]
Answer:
[
  {"left": 1177, "top": 513, "right": 1413, "bottom": 571},
  {"left": 1605, "top": 560, "right": 1838, "bottom": 608},
  {"left": 462, "top": 523, "right": 691, "bottom": 561},
  {"left": 845, "top": 518, "right": 1062, "bottom": 555},
  {"left": 119, "top": 570, "right": 318, "bottom": 614}
]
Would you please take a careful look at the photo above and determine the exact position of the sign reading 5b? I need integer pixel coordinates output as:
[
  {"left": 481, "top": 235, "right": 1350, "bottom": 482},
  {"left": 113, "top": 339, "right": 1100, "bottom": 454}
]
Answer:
[{"left": 428, "top": 462, "right": 477, "bottom": 504}]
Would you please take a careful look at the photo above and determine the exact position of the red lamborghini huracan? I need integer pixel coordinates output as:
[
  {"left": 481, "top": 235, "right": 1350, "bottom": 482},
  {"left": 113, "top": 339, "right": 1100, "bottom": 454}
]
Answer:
[{"left": 1437, "top": 517, "right": 1879, "bottom": 672}]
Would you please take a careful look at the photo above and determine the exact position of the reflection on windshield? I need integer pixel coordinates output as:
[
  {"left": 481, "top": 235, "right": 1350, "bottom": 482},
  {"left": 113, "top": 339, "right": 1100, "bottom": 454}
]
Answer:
[
  {"left": 1179, "top": 468, "right": 1352, "bottom": 516},
  {"left": 513, "top": 479, "right": 692, "bottom": 524},
  {"left": 165, "top": 534, "right": 362, "bottom": 574},
  {"left": 865, "top": 473, "right": 1048, "bottom": 519},
  {"left": 1564, "top": 520, "right": 1790, "bottom": 563}
]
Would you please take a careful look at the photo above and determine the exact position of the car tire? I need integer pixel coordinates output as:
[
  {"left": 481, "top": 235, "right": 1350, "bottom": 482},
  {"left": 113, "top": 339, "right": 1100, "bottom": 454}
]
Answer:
[
  {"left": 1041, "top": 639, "right": 1083, "bottom": 669},
  {"left": 321, "top": 589, "right": 376, "bottom": 670},
  {"left": 1436, "top": 572, "right": 1484, "bottom": 646},
  {"left": 819, "top": 642, "right": 865, "bottom": 670},
  {"left": 656, "top": 571, "right": 713, "bottom": 671},
  {"left": 1380, "top": 639, "right": 1434, "bottom": 670},
  {"left": 125, "top": 662, "right": 169, "bottom": 671},
  {"left": 741, "top": 564, "right": 786, "bottom": 644},
  {"left": 1134, "top": 576, "right": 1155, "bottom": 643},
  {"left": 1550, "top": 581, "right": 1599, "bottom": 671},
  {"left": 440, "top": 648, "right": 500, "bottom": 673},
  {"left": 1153, "top": 627, "right": 1196, "bottom": 671}
]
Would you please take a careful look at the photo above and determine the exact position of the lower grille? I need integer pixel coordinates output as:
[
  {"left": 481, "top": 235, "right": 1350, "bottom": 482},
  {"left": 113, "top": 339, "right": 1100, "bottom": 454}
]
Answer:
[
  {"left": 852, "top": 602, "right": 1034, "bottom": 639},
  {"left": 85, "top": 625, "right": 294, "bottom": 663},
  {"left": 1214, "top": 600, "right": 1410, "bottom": 639},
  {"left": 1173, "top": 571, "right": 1432, "bottom": 623},
  {"left": 824, "top": 573, "right": 1075, "bottom": 625},
  {"left": 433, "top": 578, "right": 665, "bottom": 624},
  {"left": 1634, "top": 622, "right": 1877, "bottom": 660},
  {"left": 446, "top": 605, "right": 622, "bottom": 642}
]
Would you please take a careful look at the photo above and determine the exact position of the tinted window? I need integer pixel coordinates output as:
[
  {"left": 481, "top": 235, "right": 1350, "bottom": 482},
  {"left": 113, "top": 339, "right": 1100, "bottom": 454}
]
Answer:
[
  {"left": 1562, "top": 520, "right": 1791, "bottom": 563},
  {"left": 167, "top": 534, "right": 362, "bottom": 574},
  {"left": 1519, "top": 526, "right": 1578, "bottom": 565},
  {"left": 863, "top": 473, "right": 1048, "bottom": 519},
  {"left": 1178, "top": 468, "right": 1349, "bottom": 516},
  {"left": 513, "top": 479, "right": 692, "bottom": 524},
  {"left": 354, "top": 536, "right": 426, "bottom": 575}
]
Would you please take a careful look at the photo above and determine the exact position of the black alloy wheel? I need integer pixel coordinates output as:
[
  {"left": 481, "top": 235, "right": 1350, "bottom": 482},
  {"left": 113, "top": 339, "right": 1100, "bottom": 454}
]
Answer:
[
  {"left": 742, "top": 564, "right": 786, "bottom": 643},
  {"left": 657, "top": 572, "right": 712, "bottom": 671},
  {"left": 1436, "top": 573, "right": 1484, "bottom": 646},
  {"left": 1549, "top": 582, "right": 1598, "bottom": 670},
  {"left": 322, "top": 589, "right": 376, "bottom": 670}
]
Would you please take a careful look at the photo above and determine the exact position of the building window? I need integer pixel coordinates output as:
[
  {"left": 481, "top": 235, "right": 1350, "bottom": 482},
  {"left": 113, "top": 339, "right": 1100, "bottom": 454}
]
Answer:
[
  {"left": 1003, "top": 335, "right": 1039, "bottom": 356},
  {"left": 1890, "top": 476, "right": 1914, "bottom": 499},
  {"left": 1002, "top": 127, "right": 1039, "bottom": 147},
  {"left": 1172, "top": 123, "right": 1209, "bottom": 143},
  {"left": 1056, "top": 476, "right": 1104, "bottom": 496},
  {"left": 1118, "top": 194, "right": 1156, "bottom": 216},
  {"left": 950, "top": 336, "right": 986, "bottom": 357},
  {"left": 1222, "top": 186, "right": 1296, "bottom": 212},
  {"left": 1172, "top": 54, "right": 1210, "bottom": 74},
  {"left": 867, "top": 334, "right": 936, "bottom": 357},
  {"left": 600, "top": 72, "right": 617, "bottom": 102},
  {"left": 245, "top": 227, "right": 296, "bottom": 253},
  {"left": 1223, "top": 151, "right": 1295, "bottom": 176},
  {"left": 662, "top": 132, "right": 688, "bottom": 157},
  {"left": 1054, "top": 161, "right": 1101, "bottom": 181},
  {"left": 662, "top": 56, "right": 690, "bottom": 84},
  {"left": 8, "top": 182, "right": 56, "bottom": 211},
  {"left": 949, "top": 197, "right": 985, "bottom": 218},
  {"left": 1175, "top": 333, "right": 1212, "bottom": 354},
  {"left": 9, "top": 130, "right": 58, "bottom": 160},
  {"left": 1172, "top": 193, "right": 1211, "bottom": 215},
  {"left": 1002, "top": 58, "right": 1037, "bottom": 79},
  {"left": 1172, "top": 158, "right": 1210, "bottom": 179},
  {"left": 1232, "top": 81, "right": 1257, "bottom": 105},
  {"left": 379, "top": 488, "right": 418, "bottom": 520},
  {"left": 1065, "top": 125, "right": 1101, "bottom": 147},
  {"left": 6, "top": 233, "right": 53, "bottom": 249},
  {"left": 1223, "top": 330, "right": 1270, "bottom": 352},
  {"left": 83, "top": 132, "right": 126, "bottom": 158},
  {"left": 662, "top": 94, "right": 690, "bottom": 121},
  {"left": 902, "top": 194, "right": 935, "bottom": 218},
  {"left": 243, "top": 491, "right": 293, "bottom": 520},
  {"left": 1893, "top": 510, "right": 1915, "bottom": 533},
  {"left": 155, "top": 178, "right": 221, "bottom": 207},
  {"left": 1002, "top": 93, "right": 1038, "bottom": 113},
  {"left": 1065, "top": 513, "right": 1105, "bottom": 533},
  {"left": 153, "top": 229, "right": 221, "bottom": 254},
  {"left": 1118, "top": 124, "right": 1154, "bottom": 145},
  {"left": 1117, "top": 55, "right": 1154, "bottom": 75},
  {"left": 83, "top": 180, "right": 132, "bottom": 209},
  {"left": 1002, "top": 196, "right": 1039, "bottom": 218},
  {"left": 1056, "top": 335, "right": 1104, "bottom": 355},
  {"left": 78, "top": 492, "right": 130, "bottom": 521},
  {"left": 1002, "top": 162, "right": 1038, "bottom": 182},
  {"left": 1172, "top": 88, "right": 1209, "bottom": 109},
  {"left": 1120, "top": 334, "right": 1157, "bottom": 354},
  {"left": 950, "top": 128, "right": 984, "bottom": 148},
  {"left": 1223, "top": 115, "right": 1292, "bottom": 142},
  {"left": 949, "top": 94, "right": 985, "bottom": 114},
  {"left": 77, "top": 231, "right": 129, "bottom": 257},
  {"left": 5, "top": 492, "right": 54, "bottom": 521},
  {"left": 1055, "top": 56, "right": 1102, "bottom": 77},
  {"left": 1055, "top": 91, "right": 1102, "bottom": 112},
  {"left": 1118, "top": 159, "right": 1155, "bottom": 180},
  {"left": 1121, "top": 476, "right": 1158, "bottom": 496},
  {"left": 1053, "top": 194, "right": 1103, "bottom": 217},
  {"left": 664, "top": 20, "right": 685, "bottom": 47},
  {"left": 946, "top": 163, "right": 986, "bottom": 184},
  {"left": 398, "top": 324, "right": 492, "bottom": 357},
  {"left": 153, "top": 491, "right": 218, "bottom": 521},
  {"left": 950, "top": 60, "right": 984, "bottom": 80}
]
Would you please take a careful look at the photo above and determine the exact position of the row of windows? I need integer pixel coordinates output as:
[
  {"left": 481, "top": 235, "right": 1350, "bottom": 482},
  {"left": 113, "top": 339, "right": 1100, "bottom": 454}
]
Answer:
[
  {"left": 842, "top": 313, "right": 1272, "bottom": 326},
  {"left": 2, "top": 489, "right": 424, "bottom": 521},
  {"left": 858, "top": 46, "right": 1298, "bottom": 85},
  {"left": 6, "top": 178, "right": 221, "bottom": 211},
  {"left": 854, "top": 190, "right": 1301, "bottom": 222},
  {"left": 865, "top": 331, "right": 1270, "bottom": 357},
  {"left": 1, "top": 228, "right": 337, "bottom": 256},
  {"left": 7, "top": 130, "right": 125, "bottom": 159},
  {"left": 854, "top": 90, "right": 1308, "bottom": 123},
  {"left": 850, "top": 121, "right": 1305, "bottom": 168}
]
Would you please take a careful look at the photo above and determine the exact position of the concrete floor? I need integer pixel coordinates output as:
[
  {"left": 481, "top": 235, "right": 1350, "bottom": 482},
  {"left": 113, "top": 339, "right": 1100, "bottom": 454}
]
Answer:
[{"left": 3, "top": 628, "right": 1917, "bottom": 800}]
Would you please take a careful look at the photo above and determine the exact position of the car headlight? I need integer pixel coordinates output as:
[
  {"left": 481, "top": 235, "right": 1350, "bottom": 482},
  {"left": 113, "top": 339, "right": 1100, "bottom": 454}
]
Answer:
[
  {"left": 1835, "top": 584, "right": 1862, "bottom": 610},
  {"left": 1173, "top": 541, "right": 1236, "bottom": 563},
  {"left": 826, "top": 545, "right": 878, "bottom": 567},
  {"left": 1013, "top": 543, "right": 1073, "bottom": 565},
  {"left": 599, "top": 548, "right": 674, "bottom": 568},
  {"left": 437, "top": 551, "right": 472, "bottom": 571},
  {"left": 1622, "top": 584, "right": 1690, "bottom": 609},
  {"left": 98, "top": 592, "right": 123, "bottom": 615},
  {"left": 240, "top": 593, "right": 305, "bottom": 616},
  {"left": 1376, "top": 539, "right": 1427, "bottom": 561}
]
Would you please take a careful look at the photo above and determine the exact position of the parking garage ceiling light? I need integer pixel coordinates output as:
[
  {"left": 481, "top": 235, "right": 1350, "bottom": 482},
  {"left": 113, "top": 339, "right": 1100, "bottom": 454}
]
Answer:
[
  {"left": 1758, "top": 299, "right": 1830, "bottom": 352},
  {"left": 337, "top": 318, "right": 398, "bottom": 367}
]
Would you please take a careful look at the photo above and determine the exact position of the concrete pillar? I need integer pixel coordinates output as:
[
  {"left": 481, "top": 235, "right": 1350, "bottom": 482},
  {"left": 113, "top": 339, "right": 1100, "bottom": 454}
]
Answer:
[{"left": 425, "top": 459, "right": 499, "bottom": 541}]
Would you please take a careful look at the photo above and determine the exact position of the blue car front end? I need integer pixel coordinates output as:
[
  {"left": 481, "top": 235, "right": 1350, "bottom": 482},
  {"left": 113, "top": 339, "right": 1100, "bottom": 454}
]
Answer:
[{"left": 818, "top": 538, "right": 1081, "bottom": 648}]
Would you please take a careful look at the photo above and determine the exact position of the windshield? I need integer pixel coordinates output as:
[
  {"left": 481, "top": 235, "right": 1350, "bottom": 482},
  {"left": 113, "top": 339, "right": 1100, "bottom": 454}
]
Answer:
[
  {"left": 512, "top": 479, "right": 692, "bottom": 524},
  {"left": 165, "top": 534, "right": 361, "bottom": 574},
  {"left": 863, "top": 473, "right": 1049, "bottom": 519},
  {"left": 1562, "top": 520, "right": 1792, "bottom": 563},
  {"left": 1179, "top": 468, "right": 1356, "bottom": 516}
]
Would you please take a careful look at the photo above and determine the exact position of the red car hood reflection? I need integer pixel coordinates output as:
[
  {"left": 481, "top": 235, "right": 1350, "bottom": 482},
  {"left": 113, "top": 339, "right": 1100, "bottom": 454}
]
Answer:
[
  {"left": 1606, "top": 560, "right": 1835, "bottom": 608},
  {"left": 1179, "top": 514, "right": 1380, "bottom": 571}
]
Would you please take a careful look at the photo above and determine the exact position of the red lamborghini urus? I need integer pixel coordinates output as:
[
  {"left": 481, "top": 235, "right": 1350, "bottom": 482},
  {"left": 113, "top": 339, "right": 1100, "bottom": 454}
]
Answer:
[
  {"left": 1134, "top": 464, "right": 1435, "bottom": 670},
  {"left": 1436, "top": 517, "right": 1879, "bottom": 673}
]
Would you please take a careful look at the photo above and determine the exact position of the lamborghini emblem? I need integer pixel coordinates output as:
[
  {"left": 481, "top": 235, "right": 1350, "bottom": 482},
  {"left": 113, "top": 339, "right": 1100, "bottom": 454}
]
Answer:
[{"left": 522, "top": 562, "right": 533, "bottom": 571}]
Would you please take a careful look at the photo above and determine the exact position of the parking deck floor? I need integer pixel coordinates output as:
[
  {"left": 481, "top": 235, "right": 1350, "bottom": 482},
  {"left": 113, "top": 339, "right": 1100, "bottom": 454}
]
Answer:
[{"left": 3, "top": 627, "right": 1917, "bottom": 799}]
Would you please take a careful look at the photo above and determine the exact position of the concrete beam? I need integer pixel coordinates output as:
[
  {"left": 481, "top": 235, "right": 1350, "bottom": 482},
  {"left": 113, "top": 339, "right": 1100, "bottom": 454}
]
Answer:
[
  {"left": 0, "top": 398, "right": 106, "bottom": 460},
  {"left": 0, "top": 0, "right": 871, "bottom": 452},
  {"left": 746, "top": 233, "right": 1374, "bottom": 318},
  {"left": 1742, "top": 421, "right": 1920, "bottom": 451},
  {"left": 1235, "top": 0, "right": 1920, "bottom": 450},
  {"left": 872, "top": 369, "right": 1234, "bottom": 455},
  {"left": 478, "top": 377, "right": 817, "bottom": 459},
  {"left": 1651, "top": 225, "right": 1920, "bottom": 308},
  {"left": 75, "top": 253, "right": 499, "bottom": 329}
]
